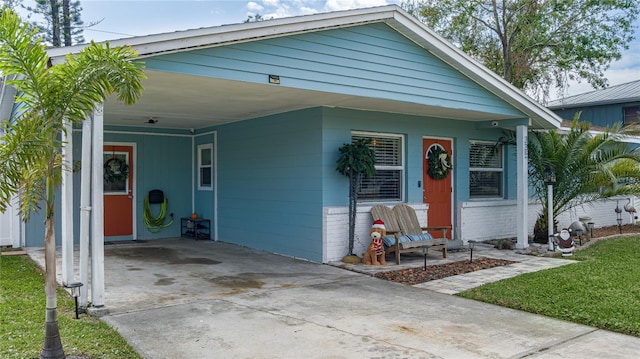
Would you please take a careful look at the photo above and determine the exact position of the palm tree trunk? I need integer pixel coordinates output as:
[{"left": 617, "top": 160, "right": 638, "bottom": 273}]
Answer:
[
  {"left": 41, "top": 180, "right": 64, "bottom": 358},
  {"left": 347, "top": 169, "right": 356, "bottom": 255}
]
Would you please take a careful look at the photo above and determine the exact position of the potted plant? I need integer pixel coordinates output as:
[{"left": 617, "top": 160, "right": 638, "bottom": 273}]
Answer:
[{"left": 336, "top": 138, "right": 376, "bottom": 263}]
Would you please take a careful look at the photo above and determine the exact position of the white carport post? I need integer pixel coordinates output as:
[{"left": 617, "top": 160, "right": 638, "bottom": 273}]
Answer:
[
  {"left": 91, "top": 104, "right": 105, "bottom": 307},
  {"left": 78, "top": 116, "right": 92, "bottom": 308},
  {"left": 61, "top": 119, "right": 73, "bottom": 285},
  {"left": 516, "top": 124, "right": 529, "bottom": 249}
]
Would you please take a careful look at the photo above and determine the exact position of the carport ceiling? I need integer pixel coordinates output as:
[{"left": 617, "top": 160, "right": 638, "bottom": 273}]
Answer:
[{"left": 104, "top": 70, "right": 517, "bottom": 130}]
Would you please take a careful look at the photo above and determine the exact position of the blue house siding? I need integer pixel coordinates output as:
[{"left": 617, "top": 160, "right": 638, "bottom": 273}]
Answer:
[
  {"left": 144, "top": 23, "right": 522, "bottom": 118},
  {"left": 214, "top": 108, "right": 324, "bottom": 261},
  {"left": 552, "top": 104, "right": 627, "bottom": 128}
]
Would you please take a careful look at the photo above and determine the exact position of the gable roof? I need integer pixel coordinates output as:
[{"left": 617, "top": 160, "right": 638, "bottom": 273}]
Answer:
[
  {"left": 548, "top": 80, "right": 640, "bottom": 109},
  {"left": 46, "top": 5, "right": 561, "bottom": 129}
]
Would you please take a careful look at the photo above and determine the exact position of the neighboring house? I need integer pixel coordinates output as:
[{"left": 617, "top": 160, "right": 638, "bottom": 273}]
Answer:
[
  {"left": 548, "top": 80, "right": 640, "bottom": 129},
  {"left": 2, "top": 5, "right": 565, "bottom": 307}
]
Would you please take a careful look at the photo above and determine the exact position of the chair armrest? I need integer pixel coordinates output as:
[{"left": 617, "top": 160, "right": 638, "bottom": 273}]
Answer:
[{"left": 422, "top": 226, "right": 451, "bottom": 239}]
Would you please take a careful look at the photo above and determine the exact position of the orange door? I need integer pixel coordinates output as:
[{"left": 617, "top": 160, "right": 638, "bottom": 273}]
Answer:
[
  {"left": 104, "top": 145, "right": 133, "bottom": 236},
  {"left": 423, "top": 138, "right": 452, "bottom": 239}
]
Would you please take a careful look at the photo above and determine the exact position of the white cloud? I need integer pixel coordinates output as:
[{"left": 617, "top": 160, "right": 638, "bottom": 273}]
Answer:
[
  {"left": 246, "top": 2, "right": 264, "bottom": 12},
  {"left": 324, "top": 0, "right": 390, "bottom": 12}
]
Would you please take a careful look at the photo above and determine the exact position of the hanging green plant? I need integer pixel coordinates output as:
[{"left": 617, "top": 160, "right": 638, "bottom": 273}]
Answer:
[
  {"left": 427, "top": 144, "right": 452, "bottom": 180},
  {"left": 104, "top": 157, "right": 129, "bottom": 183}
]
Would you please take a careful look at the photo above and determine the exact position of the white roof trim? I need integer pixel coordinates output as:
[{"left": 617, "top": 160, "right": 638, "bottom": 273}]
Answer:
[{"left": 47, "top": 5, "right": 561, "bottom": 129}]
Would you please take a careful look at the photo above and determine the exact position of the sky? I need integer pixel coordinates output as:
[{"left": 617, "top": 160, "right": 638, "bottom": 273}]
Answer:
[{"left": 15, "top": 0, "right": 640, "bottom": 100}]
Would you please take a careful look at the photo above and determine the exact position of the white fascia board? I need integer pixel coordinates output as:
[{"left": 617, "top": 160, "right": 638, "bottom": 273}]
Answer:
[
  {"left": 387, "top": 10, "right": 562, "bottom": 130},
  {"left": 47, "top": 5, "right": 398, "bottom": 63}
]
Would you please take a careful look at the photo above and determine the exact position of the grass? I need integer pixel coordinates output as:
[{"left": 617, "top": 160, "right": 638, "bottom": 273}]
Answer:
[
  {"left": 459, "top": 236, "right": 640, "bottom": 337},
  {"left": 0, "top": 253, "right": 141, "bottom": 359}
]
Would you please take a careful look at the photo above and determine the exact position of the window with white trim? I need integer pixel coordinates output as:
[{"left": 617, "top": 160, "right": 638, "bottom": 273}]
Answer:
[
  {"left": 352, "top": 132, "right": 403, "bottom": 201},
  {"left": 198, "top": 143, "right": 213, "bottom": 190},
  {"left": 469, "top": 140, "right": 503, "bottom": 198}
]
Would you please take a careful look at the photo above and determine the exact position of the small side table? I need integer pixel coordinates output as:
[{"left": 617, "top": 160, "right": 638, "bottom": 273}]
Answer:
[{"left": 181, "top": 218, "right": 211, "bottom": 240}]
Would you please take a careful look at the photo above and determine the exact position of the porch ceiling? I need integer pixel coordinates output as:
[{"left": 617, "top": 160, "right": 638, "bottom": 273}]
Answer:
[{"left": 103, "top": 70, "right": 521, "bottom": 130}]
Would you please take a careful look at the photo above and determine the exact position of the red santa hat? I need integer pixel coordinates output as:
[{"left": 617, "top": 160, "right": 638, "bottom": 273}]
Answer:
[{"left": 371, "top": 219, "right": 385, "bottom": 230}]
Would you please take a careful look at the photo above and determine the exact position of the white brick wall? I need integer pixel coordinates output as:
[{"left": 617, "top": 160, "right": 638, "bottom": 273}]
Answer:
[
  {"left": 457, "top": 200, "right": 529, "bottom": 242},
  {"left": 323, "top": 203, "right": 428, "bottom": 263},
  {"left": 458, "top": 197, "right": 637, "bottom": 243},
  {"left": 324, "top": 197, "right": 636, "bottom": 262}
]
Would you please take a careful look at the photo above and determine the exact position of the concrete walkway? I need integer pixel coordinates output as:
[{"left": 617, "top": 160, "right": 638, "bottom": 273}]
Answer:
[{"left": 27, "top": 239, "right": 640, "bottom": 359}]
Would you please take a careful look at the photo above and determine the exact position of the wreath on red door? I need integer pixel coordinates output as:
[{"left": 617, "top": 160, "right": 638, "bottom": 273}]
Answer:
[
  {"left": 427, "top": 145, "right": 451, "bottom": 180},
  {"left": 104, "top": 157, "right": 129, "bottom": 183}
]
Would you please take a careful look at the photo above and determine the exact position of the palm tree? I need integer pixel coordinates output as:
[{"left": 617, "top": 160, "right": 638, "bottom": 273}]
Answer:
[
  {"left": 0, "top": 9, "right": 144, "bottom": 358},
  {"left": 336, "top": 138, "right": 376, "bottom": 261},
  {"left": 528, "top": 118, "right": 640, "bottom": 243}
]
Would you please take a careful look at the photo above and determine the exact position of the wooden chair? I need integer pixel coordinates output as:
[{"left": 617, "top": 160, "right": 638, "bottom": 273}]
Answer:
[
  {"left": 393, "top": 203, "right": 449, "bottom": 260},
  {"left": 370, "top": 204, "right": 446, "bottom": 265}
]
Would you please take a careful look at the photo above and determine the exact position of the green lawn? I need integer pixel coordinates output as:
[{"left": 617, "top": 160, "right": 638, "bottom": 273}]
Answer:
[
  {"left": 459, "top": 236, "right": 640, "bottom": 337},
  {"left": 0, "top": 253, "right": 141, "bottom": 359}
]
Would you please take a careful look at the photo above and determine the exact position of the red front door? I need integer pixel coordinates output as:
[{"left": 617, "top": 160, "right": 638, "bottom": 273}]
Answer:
[
  {"left": 423, "top": 138, "right": 453, "bottom": 239},
  {"left": 104, "top": 145, "right": 134, "bottom": 237}
]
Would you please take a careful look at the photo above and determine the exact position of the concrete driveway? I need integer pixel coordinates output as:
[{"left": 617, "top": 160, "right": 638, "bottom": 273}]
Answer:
[{"left": 28, "top": 238, "right": 640, "bottom": 358}]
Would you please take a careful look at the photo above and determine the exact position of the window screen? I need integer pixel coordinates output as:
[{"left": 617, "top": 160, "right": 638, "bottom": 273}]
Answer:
[{"left": 352, "top": 132, "right": 403, "bottom": 201}]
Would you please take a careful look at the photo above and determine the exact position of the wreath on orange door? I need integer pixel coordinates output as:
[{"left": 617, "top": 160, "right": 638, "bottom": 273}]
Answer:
[
  {"left": 104, "top": 157, "right": 129, "bottom": 183},
  {"left": 427, "top": 144, "right": 452, "bottom": 180}
]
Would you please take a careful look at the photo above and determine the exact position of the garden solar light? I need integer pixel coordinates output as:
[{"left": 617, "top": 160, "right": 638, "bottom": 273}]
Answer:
[
  {"left": 468, "top": 240, "right": 477, "bottom": 263},
  {"left": 63, "top": 282, "right": 83, "bottom": 319}
]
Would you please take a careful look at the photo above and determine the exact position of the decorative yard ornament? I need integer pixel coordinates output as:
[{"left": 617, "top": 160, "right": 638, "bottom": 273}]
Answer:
[
  {"left": 426, "top": 143, "right": 451, "bottom": 180},
  {"left": 557, "top": 229, "right": 574, "bottom": 257},
  {"left": 363, "top": 219, "right": 387, "bottom": 266},
  {"left": 336, "top": 138, "right": 376, "bottom": 263}
]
